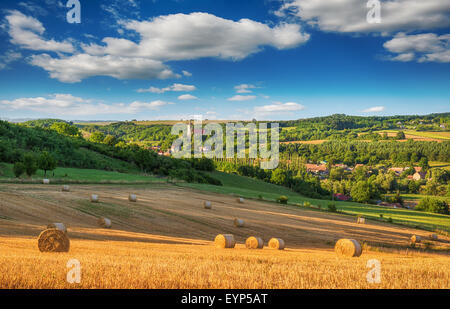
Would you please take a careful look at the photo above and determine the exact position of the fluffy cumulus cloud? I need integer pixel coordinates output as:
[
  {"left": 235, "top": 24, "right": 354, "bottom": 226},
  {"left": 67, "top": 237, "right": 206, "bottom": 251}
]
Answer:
[
  {"left": 276, "top": 0, "right": 450, "bottom": 65},
  {"left": 276, "top": 0, "right": 450, "bottom": 33},
  {"left": 30, "top": 54, "right": 178, "bottom": 83},
  {"left": 384, "top": 33, "right": 450, "bottom": 63},
  {"left": 254, "top": 102, "right": 305, "bottom": 115},
  {"left": 5, "top": 10, "right": 74, "bottom": 53},
  {"left": 4, "top": 11, "right": 308, "bottom": 83},
  {"left": 227, "top": 95, "right": 257, "bottom": 101},
  {"left": 362, "top": 106, "right": 385, "bottom": 113},
  {"left": 137, "top": 83, "right": 197, "bottom": 94},
  {"left": 178, "top": 94, "right": 198, "bottom": 100},
  {"left": 84, "top": 13, "right": 310, "bottom": 61},
  {"left": 0, "top": 94, "right": 173, "bottom": 115}
]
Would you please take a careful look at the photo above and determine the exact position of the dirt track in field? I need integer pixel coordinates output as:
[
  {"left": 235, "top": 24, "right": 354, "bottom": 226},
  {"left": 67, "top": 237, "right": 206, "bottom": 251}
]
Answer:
[{"left": 0, "top": 183, "right": 448, "bottom": 250}]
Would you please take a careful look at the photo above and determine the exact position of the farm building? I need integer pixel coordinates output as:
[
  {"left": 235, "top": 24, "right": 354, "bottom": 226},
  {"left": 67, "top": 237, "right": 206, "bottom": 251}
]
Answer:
[
  {"left": 305, "top": 164, "right": 329, "bottom": 175},
  {"left": 334, "top": 193, "right": 351, "bottom": 201},
  {"left": 412, "top": 172, "right": 426, "bottom": 181}
]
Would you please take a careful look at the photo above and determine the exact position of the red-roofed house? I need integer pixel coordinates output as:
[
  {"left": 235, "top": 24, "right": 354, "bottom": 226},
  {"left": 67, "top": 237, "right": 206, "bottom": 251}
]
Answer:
[
  {"left": 334, "top": 193, "right": 351, "bottom": 201},
  {"left": 305, "top": 164, "right": 329, "bottom": 175},
  {"left": 388, "top": 167, "right": 405, "bottom": 175}
]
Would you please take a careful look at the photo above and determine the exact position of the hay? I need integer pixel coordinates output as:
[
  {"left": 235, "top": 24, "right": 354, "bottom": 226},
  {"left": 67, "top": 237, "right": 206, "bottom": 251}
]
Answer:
[
  {"left": 37, "top": 228, "right": 70, "bottom": 252},
  {"left": 90, "top": 194, "right": 99, "bottom": 203},
  {"left": 203, "top": 201, "right": 212, "bottom": 209},
  {"left": 334, "top": 239, "right": 362, "bottom": 257},
  {"left": 97, "top": 217, "right": 112, "bottom": 228},
  {"left": 245, "top": 236, "right": 264, "bottom": 249},
  {"left": 214, "top": 234, "right": 235, "bottom": 248},
  {"left": 234, "top": 218, "right": 245, "bottom": 227},
  {"left": 429, "top": 234, "right": 438, "bottom": 241},
  {"left": 43, "top": 179, "right": 50, "bottom": 184},
  {"left": 357, "top": 217, "right": 365, "bottom": 224},
  {"left": 411, "top": 235, "right": 422, "bottom": 243},
  {"left": 61, "top": 185, "right": 70, "bottom": 192},
  {"left": 268, "top": 238, "right": 285, "bottom": 250},
  {"left": 237, "top": 197, "right": 245, "bottom": 203},
  {"left": 47, "top": 223, "right": 67, "bottom": 233},
  {"left": 128, "top": 194, "right": 137, "bottom": 202}
]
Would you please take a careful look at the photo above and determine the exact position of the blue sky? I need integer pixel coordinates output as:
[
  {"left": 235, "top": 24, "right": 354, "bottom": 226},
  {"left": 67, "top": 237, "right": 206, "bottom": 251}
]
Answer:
[{"left": 0, "top": 0, "right": 449, "bottom": 121}]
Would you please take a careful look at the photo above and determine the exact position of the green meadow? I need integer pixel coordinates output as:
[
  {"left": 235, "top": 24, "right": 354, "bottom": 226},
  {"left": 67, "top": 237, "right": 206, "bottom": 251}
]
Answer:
[{"left": 0, "top": 163, "right": 162, "bottom": 184}]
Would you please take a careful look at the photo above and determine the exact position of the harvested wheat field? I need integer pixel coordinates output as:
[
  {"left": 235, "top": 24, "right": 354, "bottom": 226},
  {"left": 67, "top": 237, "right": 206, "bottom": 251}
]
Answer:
[{"left": 0, "top": 183, "right": 449, "bottom": 289}]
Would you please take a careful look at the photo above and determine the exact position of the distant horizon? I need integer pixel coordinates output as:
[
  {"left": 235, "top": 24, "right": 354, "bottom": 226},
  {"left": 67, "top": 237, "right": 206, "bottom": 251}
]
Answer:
[{"left": 3, "top": 111, "right": 449, "bottom": 124}]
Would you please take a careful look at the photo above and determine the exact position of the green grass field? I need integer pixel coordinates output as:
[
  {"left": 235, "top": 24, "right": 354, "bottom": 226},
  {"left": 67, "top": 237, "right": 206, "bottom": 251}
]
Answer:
[
  {"left": 403, "top": 130, "right": 450, "bottom": 140},
  {"left": 0, "top": 163, "right": 163, "bottom": 184},
  {"left": 385, "top": 193, "right": 449, "bottom": 203},
  {"left": 378, "top": 129, "right": 450, "bottom": 141},
  {"left": 429, "top": 161, "right": 450, "bottom": 171},
  {"left": 179, "top": 171, "right": 450, "bottom": 233}
]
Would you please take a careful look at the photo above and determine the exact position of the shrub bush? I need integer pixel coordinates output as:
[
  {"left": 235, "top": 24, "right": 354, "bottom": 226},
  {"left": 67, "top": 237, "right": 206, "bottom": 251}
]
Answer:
[
  {"left": 277, "top": 195, "right": 288, "bottom": 204},
  {"left": 13, "top": 162, "right": 25, "bottom": 178},
  {"left": 327, "top": 203, "right": 337, "bottom": 212},
  {"left": 416, "top": 197, "right": 449, "bottom": 215}
]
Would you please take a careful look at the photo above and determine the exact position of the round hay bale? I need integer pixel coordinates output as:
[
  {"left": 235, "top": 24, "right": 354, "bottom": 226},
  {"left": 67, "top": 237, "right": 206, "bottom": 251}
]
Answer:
[
  {"left": 128, "top": 194, "right": 137, "bottom": 202},
  {"left": 43, "top": 179, "right": 50, "bottom": 184},
  {"left": 90, "top": 194, "right": 99, "bottom": 203},
  {"left": 411, "top": 235, "right": 422, "bottom": 243},
  {"left": 334, "top": 239, "right": 362, "bottom": 257},
  {"left": 38, "top": 229, "right": 70, "bottom": 252},
  {"left": 245, "top": 236, "right": 264, "bottom": 249},
  {"left": 357, "top": 217, "right": 365, "bottom": 224},
  {"left": 47, "top": 223, "right": 67, "bottom": 233},
  {"left": 214, "top": 234, "right": 235, "bottom": 248},
  {"left": 61, "top": 185, "right": 70, "bottom": 192},
  {"left": 203, "top": 201, "right": 212, "bottom": 209},
  {"left": 237, "top": 197, "right": 245, "bottom": 203},
  {"left": 97, "top": 217, "right": 112, "bottom": 228},
  {"left": 268, "top": 238, "right": 285, "bottom": 250},
  {"left": 429, "top": 234, "right": 438, "bottom": 241},
  {"left": 234, "top": 218, "right": 245, "bottom": 227}
]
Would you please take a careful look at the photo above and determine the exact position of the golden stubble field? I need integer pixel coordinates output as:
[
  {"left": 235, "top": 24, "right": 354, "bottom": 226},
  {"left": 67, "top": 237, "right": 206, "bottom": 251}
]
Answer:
[{"left": 0, "top": 184, "right": 449, "bottom": 289}]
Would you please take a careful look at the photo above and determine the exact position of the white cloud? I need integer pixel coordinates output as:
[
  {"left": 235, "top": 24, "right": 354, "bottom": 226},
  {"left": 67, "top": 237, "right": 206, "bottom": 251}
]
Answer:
[
  {"left": 5, "top": 10, "right": 74, "bottom": 53},
  {"left": 362, "top": 106, "right": 385, "bottom": 113},
  {"left": 0, "top": 94, "right": 173, "bottom": 115},
  {"left": 178, "top": 94, "right": 198, "bottom": 100},
  {"left": 30, "top": 54, "right": 178, "bottom": 83},
  {"left": 389, "top": 52, "right": 415, "bottom": 62},
  {"left": 6, "top": 11, "right": 309, "bottom": 83},
  {"left": 137, "top": 83, "right": 197, "bottom": 93},
  {"left": 84, "top": 12, "right": 309, "bottom": 61},
  {"left": 384, "top": 33, "right": 450, "bottom": 63},
  {"left": 254, "top": 102, "right": 305, "bottom": 115},
  {"left": 128, "top": 100, "right": 171, "bottom": 111},
  {"left": 234, "top": 84, "right": 258, "bottom": 93},
  {"left": 276, "top": 0, "right": 450, "bottom": 33},
  {"left": 227, "top": 95, "right": 257, "bottom": 101}
]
